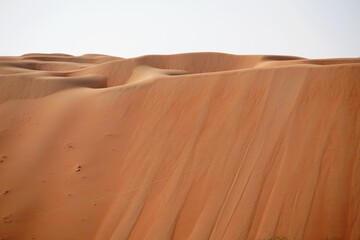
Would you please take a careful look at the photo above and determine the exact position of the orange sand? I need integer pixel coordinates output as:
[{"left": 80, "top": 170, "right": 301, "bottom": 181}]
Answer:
[{"left": 0, "top": 53, "right": 359, "bottom": 240}]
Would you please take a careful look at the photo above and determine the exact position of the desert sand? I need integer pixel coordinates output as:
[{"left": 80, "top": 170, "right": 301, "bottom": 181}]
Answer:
[{"left": 0, "top": 52, "right": 359, "bottom": 240}]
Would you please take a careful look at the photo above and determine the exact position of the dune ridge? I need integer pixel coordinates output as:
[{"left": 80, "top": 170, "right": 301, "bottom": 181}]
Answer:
[{"left": 0, "top": 53, "right": 359, "bottom": 240}]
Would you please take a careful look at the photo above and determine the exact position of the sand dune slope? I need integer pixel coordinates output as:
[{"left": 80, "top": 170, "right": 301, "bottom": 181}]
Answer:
[{"left": 0, "top": 53, "right": 359, "bottom": 240}]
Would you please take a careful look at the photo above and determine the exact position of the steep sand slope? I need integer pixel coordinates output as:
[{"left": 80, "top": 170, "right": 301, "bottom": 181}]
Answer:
[{"left": 0, "top": 53, "right": 359, "bottom": 240}]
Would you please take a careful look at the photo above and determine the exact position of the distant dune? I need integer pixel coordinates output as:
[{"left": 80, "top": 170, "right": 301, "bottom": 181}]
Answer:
[{"left": 0, "top": 53, "right": 359, "bottom": 240}]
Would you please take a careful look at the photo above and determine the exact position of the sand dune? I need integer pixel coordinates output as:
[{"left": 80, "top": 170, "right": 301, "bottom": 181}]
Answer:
[{"left": 0, "top": 53, "right": 359, "bottom": 240}]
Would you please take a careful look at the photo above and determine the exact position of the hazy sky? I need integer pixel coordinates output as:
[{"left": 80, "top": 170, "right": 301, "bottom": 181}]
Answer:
[{"left": 0, "top": 0, "right": 359, "bottom": 58}]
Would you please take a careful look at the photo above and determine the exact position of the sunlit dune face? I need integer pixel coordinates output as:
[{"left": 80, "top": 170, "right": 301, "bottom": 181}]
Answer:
[{"left": 0, "top": 53, "right": 359, "bottom": 240}]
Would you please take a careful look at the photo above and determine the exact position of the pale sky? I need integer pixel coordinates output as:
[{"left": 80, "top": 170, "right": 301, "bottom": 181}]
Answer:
[{"left": 0, "top": 0, "right": 359, "bottom": 58}]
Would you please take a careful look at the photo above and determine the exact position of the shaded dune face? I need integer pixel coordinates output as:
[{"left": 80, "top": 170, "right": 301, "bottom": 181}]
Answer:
[{"left": 0, "top": 53, "right": 359, "bottom": 240}]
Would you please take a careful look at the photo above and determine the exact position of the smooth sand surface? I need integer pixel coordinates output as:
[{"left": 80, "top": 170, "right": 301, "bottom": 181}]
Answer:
[{"left": 0, "top": 53, "right": 359, "bottom": 240}]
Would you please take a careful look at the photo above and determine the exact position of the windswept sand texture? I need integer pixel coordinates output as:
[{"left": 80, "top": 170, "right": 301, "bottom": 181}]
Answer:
[{"left": 0, "top": 53, "right": 359, "bottom": 240}]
